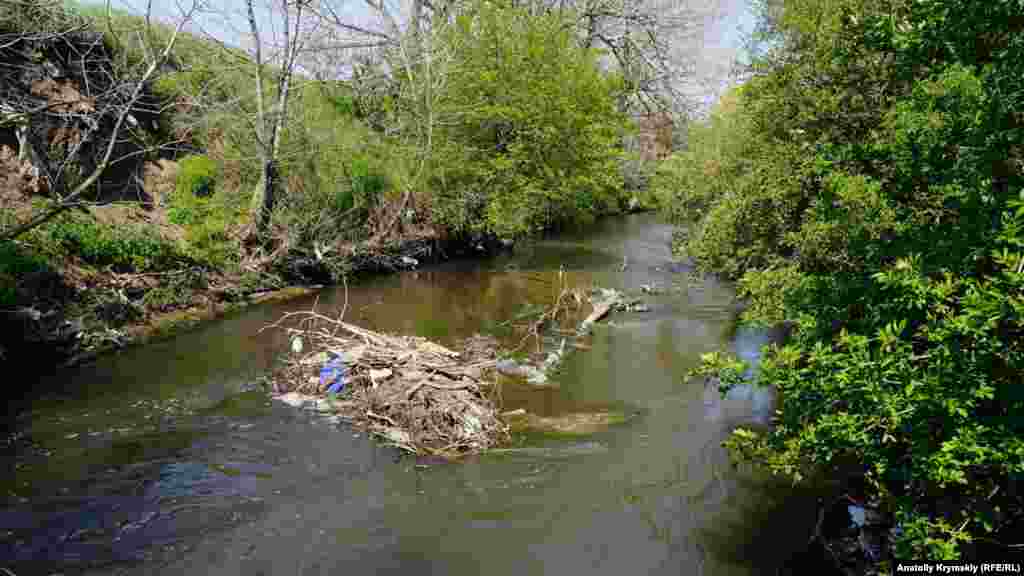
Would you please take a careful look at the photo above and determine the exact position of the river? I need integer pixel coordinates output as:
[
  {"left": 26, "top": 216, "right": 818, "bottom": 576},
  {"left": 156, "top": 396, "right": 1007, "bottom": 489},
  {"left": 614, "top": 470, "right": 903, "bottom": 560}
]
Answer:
[{"left": 2, "top": 213, "right": 821, "bottom": 575}]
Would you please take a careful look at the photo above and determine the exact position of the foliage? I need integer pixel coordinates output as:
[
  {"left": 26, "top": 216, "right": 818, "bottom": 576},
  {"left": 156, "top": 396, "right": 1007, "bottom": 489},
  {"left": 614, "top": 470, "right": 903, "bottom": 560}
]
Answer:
[
  {"left": 163, "top": 154, "right": 238, "bottom": 267},
  {"left": 0, "top": 241, "right": 51, "bottom": 307},
  {"left": 174, "top": 154, "right": 218, "bottom": 199},
  {"left": 423, "top": 1, "right": 630, "bottom": 237},
  {"left": 1, "top": 0, "right": 81, "bottom": 35},
  {"left": 141, "top": 267, "right": 208, "bottom": 311},
  {"left": 349, "top": 157, "right": 388, "bottom": 209},
  {"left": 141, "top": 285, "right": 191, "bottom": 311},
  {"left": 43, "top": 212, "right": 185, "bottom": 272},
  {"left": 672, "top": 0, "right": 1024, "bottom": 559},
  {"left": 268, "top": 81, "right": 396, "bottom": 251}
]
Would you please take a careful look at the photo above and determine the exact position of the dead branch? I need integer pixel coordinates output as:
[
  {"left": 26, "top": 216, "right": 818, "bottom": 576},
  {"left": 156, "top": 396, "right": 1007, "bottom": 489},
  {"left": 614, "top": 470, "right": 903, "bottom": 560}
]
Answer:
[
  {"left": 269, "top": 306, "right": 508, "bottom": 457},
  {"left": 0, "top": 0, "right": 200, "bottom": 241}
]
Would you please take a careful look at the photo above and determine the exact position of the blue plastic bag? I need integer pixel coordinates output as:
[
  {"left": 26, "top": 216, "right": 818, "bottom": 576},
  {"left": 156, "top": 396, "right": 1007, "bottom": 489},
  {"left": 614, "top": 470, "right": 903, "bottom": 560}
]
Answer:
[{"left": 320, "top": 354, "right": 348, "bottom": 394}]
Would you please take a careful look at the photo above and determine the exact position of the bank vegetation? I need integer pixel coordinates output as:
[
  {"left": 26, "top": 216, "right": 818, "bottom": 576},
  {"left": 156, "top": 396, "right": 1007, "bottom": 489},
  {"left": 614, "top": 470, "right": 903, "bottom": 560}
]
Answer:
[
  {"left": 0, "top": 0, "right": 693, "bottom": 366},
  {"left": 654, "top": 0, "right": 1024, "bottom": 565}
]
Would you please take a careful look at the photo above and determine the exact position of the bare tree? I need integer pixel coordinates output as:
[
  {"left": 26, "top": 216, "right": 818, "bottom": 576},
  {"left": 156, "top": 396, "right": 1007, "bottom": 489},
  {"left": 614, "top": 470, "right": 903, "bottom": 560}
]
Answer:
[
  {"left": 565, "top": 0, "right": 705, "bottom": 116},
  {"left": 245, "top": 0, "right": 322, "bottom": 239},
  {"left": 0, "top": 0, "right": 200, "bottom": 241},
  {"left": 359, "top": 0, "right": 451, "bottom": 240}
]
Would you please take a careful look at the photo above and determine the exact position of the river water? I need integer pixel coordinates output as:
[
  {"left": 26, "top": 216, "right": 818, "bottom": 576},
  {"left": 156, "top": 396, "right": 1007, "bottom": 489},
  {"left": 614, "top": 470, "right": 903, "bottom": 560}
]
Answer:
[{"left": 2, "top": 213, "right": 820, "bottom": 575}]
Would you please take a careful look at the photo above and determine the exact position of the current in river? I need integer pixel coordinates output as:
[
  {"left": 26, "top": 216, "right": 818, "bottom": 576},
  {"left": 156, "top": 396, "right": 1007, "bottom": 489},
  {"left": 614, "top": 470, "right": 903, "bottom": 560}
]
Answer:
[{"left": 2, "top": 214, "right": 820, "bottom": 575}]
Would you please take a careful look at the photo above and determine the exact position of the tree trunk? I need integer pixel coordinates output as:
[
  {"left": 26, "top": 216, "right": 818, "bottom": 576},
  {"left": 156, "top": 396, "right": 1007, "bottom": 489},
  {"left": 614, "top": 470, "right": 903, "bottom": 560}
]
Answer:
[{"left": 252, "top": 159, "right": 278, "bottom": 235}]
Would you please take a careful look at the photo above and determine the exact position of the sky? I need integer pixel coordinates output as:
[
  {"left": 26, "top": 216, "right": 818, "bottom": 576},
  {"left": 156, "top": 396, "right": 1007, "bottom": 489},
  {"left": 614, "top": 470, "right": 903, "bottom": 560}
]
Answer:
[
  {"left": 688, "top": 0, "right": 757, "bottom": 106},
  {"left": 109, "top": 0, "right": 756, "bottom": 106}
]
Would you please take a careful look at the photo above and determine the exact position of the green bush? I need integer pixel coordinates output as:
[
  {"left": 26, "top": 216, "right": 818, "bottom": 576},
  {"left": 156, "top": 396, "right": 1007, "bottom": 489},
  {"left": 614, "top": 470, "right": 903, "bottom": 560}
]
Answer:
[
  {"left": 420, "top": 1, "right": 629, "bottom": 237},
  {"left": 675, "top": 0, "right": 1024, "bottom": 560},
  {"left": 182, "top": 212, "right": 235, "bottom": 268},
  {"left": 141, "top": 285, "right": 187, "bottom": 311},
  {"left": 2, "top": 0, "right": 80, "bottom": 35},
  {"left": 140, "top": 266, "right": 210, "bottom": 311},
  {"left": 164, "top": 154, "right": 240, "bottom": 267},
  {"left": 44, "top": 213, "right": 184, "bottom": 272},
  {"left": 170, "top": 155, "right": 221, "bottom": 231},
  {"left": 349, "top": 157, "right": 387, "bottom": 208},
  {"left": 0, "top": 241, "right": 49, "bottom": 278},
  {"left": 175, "top": 154, "right": 218, "bottom": 199},
  {"left": 0, "top": 241, "right": 51, "bottom": 308}
]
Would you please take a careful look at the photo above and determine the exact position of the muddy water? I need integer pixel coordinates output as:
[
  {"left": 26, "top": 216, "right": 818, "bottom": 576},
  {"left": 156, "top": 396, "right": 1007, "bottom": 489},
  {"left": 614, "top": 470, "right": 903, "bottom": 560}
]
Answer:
[{"left": 2, "top": 214, "right": 819, "bottom": 575}]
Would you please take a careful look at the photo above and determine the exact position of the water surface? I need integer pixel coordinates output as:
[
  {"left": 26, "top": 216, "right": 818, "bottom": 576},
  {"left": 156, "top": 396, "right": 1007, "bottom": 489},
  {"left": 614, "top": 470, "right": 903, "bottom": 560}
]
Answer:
[{"left": 2, "top": 213, "right": 818, "bottom": 575}]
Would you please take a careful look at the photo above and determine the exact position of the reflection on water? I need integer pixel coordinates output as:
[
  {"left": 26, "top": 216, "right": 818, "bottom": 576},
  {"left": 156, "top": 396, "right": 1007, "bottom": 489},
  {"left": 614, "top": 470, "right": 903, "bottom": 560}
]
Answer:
[
  {"left": 702, "top": 325, "right": 779, "bottom": 427},
  {"left": 3, "top": 214, "right": 817, "bottom": 575}
]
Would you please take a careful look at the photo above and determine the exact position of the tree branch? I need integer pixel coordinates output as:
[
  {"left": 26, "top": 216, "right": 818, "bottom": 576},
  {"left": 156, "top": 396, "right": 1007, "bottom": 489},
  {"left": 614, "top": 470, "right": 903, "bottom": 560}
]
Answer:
[{"left": 1, "top": 0, "right": 199, "bottom": 242}]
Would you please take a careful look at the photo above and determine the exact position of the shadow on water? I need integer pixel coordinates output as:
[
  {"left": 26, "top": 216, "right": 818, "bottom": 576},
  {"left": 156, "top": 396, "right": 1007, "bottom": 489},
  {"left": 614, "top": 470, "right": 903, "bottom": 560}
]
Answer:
[{"left": 2, "top": 213, "right": 820, "bottom": 575}]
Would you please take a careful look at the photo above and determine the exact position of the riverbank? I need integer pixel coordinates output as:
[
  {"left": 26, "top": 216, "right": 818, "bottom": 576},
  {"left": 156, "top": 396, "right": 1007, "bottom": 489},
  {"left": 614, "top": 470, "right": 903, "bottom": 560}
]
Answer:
[
  {"left": 1, "top": 1, "right": 666, "bottom": 378},
  {"left": 0, "top": 220, "right": 514, "bottom": 375}
]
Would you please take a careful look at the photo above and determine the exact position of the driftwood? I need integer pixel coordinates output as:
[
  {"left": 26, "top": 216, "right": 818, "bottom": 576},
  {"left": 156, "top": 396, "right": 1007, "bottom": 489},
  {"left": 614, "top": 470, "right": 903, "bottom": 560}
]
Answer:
[
  {"left": 268, "top": 279, "right": 644, "bottom": 456},
  {"left": 269, "top": 310, "right": 508, "bottom": 457},
  {"left": 496, "top": 287, "right": 630, "bottom": 386},
  {"left": 578, "top": 288, "right": 624, "bottom": 335}
]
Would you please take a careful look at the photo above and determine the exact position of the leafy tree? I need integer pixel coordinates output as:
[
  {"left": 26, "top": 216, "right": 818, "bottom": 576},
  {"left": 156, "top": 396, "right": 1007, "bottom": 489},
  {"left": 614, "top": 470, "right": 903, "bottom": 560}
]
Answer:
[
  {"left": 667, "top": 0, "right": 1024, "bottom": 560},
  {"left": 425, "top": 0, "right": 631, "bottom": 237}
]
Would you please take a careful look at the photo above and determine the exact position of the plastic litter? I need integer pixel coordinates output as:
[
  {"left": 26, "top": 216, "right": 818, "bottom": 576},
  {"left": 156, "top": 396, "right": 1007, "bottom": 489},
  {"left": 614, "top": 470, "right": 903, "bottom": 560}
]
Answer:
[
  {"left": 847, "top": 503, "right": 867, "bottom": 528},
  {"left": 320, "top": 353, "right": 348, "bottom": 394}
]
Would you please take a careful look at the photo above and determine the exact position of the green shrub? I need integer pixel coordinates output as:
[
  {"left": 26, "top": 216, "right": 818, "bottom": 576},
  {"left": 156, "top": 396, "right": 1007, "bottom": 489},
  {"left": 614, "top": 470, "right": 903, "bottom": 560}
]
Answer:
[
  {"left": 0, "top": 282, "right": 15, "bottom": 308},
  {"left": 0, "top": 242, "right": 48, "bottom": 308},
  {"left": 164, "top": 154, "right": 240, "bottom": 267},
  {"left": 175, "top": 154, "right": 218, "bottom": 198},
  {"left": 169, "top": 155, "right": 220, "bottom": 228},
  {"left": 420, "top": 1, "right": 629, "bottom": 237},
  {"left": 327, "top": 93, "right": 356, "bottom": 117},
  {"left": 182, "top": 213, "right": 235, "bottom": 268},
  {"left": 141, "top": 285, "right": 185, "bottom": 311},
  {"left": 0, "top": 241, "right": 49, "bottom": 278},
  {"left": 675, "top": 0, "right": 1024, "bottom": 559},
  {"left": 44, "top": 213, "right": 184, "bottom": 272},
  {"left": 349, "top": 157, "right": 387, "bottom": 208}
]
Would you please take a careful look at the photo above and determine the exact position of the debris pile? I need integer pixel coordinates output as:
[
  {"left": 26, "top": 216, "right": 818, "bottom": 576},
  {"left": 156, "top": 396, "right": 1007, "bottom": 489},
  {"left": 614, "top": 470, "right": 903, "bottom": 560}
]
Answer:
[
  {"left": 269, "top": 282, "right": 651, "bottom": 457},
  {"left": 498, "top": 287, "right": 648, "bottom": 383},
  {"left": 271, "top": 311, "right": 509, "bottom": 457}
]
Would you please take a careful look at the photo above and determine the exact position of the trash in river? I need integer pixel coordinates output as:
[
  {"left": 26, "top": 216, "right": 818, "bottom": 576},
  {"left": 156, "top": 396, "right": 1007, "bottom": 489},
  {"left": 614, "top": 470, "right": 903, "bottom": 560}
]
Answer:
[
  {"left": 847, "top": 501, "right": 866, "bottom": 528},
  {"left": 495, "top": 283, "right": 650, "bottom": 387},
  {"left": 495, "top": 359, "right": 547, "bottom": 382},
  {"left": 267, "top": 277, "right": 650, "bottom": 458},
  {"left": 502, "top": 410, "right": 633, "bottom": 435},
  {"left": 640, "top": 283, "right": 665, "bottom": 294},
  {"left": 268, "top": 310, "right": 509, "bottom": 458},
  {"left": 320, "top": 353, "right": 348, "bottom": 394},
  {"left": 488, "top": 440, "right": 609, "bottom": 459},
  {"left": 810, "top": 493, "right": 892, "bottom": 574},
  {"left": 577, "top": 288, "right": 623, "bottom": 335}
]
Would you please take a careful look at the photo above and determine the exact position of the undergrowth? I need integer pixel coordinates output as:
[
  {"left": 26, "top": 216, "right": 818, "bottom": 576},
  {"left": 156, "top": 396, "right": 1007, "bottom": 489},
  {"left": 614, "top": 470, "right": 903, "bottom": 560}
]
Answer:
[{"left": 40, "top": 212, "right": 187, "bottom": 272}]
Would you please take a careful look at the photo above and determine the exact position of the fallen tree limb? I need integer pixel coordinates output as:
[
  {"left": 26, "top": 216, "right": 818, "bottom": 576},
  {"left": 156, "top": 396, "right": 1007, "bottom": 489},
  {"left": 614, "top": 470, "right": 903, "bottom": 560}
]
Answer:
[{"left": 578, "top": 288, "right": 624, "bottom": 335}]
